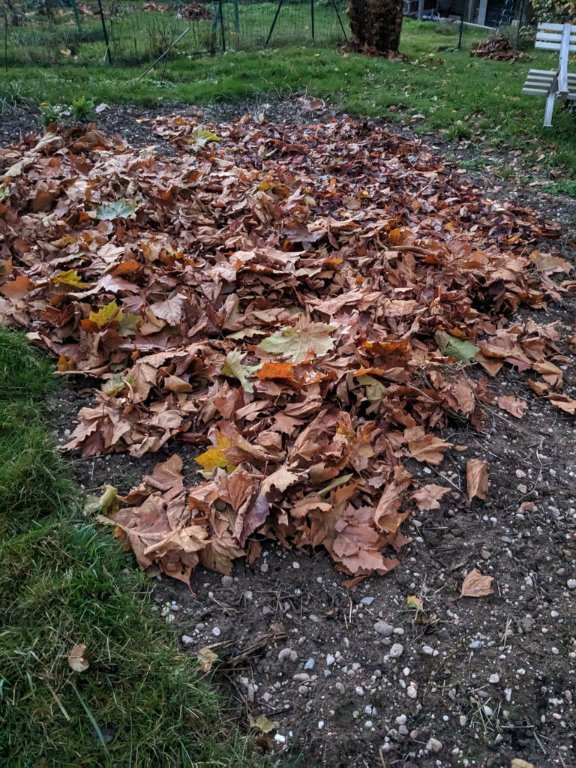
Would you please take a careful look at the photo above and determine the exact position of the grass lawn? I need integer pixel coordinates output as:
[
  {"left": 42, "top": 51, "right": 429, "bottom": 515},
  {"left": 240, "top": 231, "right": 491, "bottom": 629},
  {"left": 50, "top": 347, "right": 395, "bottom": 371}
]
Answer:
[
  {"left": 0, "top": 328, "right": 264, "bottom": 767},
  {"left": 2, "top": 19, "right": 576, "bottom": 178}
]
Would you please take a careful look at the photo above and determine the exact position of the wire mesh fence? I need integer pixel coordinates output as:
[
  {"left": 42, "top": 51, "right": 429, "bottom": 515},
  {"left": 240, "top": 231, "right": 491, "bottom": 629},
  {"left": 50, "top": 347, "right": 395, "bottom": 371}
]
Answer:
[
  {"left": 0, "top": 0, "right": 535, "bottom": 67},
  {"left": 1, "top": 0, "right": 349, "bottom": 66}
]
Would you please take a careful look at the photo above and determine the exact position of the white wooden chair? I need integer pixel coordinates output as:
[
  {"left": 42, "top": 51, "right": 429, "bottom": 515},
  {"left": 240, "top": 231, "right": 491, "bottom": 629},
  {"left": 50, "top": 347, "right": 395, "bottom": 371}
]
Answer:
[{"left": 522, "top": 23, "right": 576, "bottom": 127}]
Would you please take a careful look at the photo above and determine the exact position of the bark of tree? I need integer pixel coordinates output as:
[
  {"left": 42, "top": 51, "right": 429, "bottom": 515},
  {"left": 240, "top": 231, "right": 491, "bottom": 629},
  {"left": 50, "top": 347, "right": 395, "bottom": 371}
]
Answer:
[{"left": 347, "top": 0, "right": 404, "bottom": 55}]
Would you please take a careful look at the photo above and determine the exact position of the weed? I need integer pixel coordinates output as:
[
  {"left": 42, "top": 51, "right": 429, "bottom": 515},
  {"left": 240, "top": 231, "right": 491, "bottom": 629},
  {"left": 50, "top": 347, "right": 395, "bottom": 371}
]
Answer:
[
  {"left": 542, "top": 178, "right": 576, "bottom": 196},
  {"left": 70, "top": 95, "right": 95, "bottom": 122},
  {"left": 445, "top": 121, "right": 473, "bottom": 141}
]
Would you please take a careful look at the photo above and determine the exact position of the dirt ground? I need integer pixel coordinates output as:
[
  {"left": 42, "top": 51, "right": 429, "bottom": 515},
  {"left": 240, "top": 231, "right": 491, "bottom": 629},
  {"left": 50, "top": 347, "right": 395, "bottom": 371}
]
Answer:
[{"left": 3, "top": 100, "right": 574, "bottom": 768}]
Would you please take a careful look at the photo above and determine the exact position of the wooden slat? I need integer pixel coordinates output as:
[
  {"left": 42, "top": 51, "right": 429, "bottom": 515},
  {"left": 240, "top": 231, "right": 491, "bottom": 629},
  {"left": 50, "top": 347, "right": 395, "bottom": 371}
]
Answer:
[
  {"left": 523, "top": 88, "right": 550, "bottom": 95},
  {"left": 535, "top": 32, "right": 576, "bottom": 44},
  {"left": 537, "top": 22, "right": 567, "bottom": 31},
  {"left": 535, "top": 41, "right": 576, "bottom": 51}
]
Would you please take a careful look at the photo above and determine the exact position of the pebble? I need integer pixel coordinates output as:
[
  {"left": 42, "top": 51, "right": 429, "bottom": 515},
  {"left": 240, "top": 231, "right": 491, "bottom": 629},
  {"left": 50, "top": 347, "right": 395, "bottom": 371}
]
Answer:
[
  {"left": 489, "top": 673, "right": 500, "bottom": 684},
  {"left": 567, "top": 579, "right": 576, "bottom": 590},
  {"left": 181, "top": 634, "right": 194, "bottom": 645},
  {"left": 396, "top": 714, "right": 407, "bottom": 725},
  {"left": 361, "top": 596, "right": 376, "bottom": 605},
  {"left": 212, "top": 627, "right": 221, "bottom": 637},
  {"left": 304, "top": 658, "right": 316, "bottom": 670},
  {"left": 422, "top": 645, "right": 435, "bottom": 656},
  {"left": 326, "top": 654, "right": 336, "bottom": 666},
  {"left": 221, "top": 575, "right": 234, "bottom": 587},
  {"left": 406, "top": 683, "right": 418, "bottom": 699},
  {"left": 389, "top": 643, "right": 404, "bottom": 659},
  {"left": 365, "top": 720, "right": 373, "bottom": 729},
  {"left": 426, "top": 737, "right": 443, "bottom": 753},
  {"left": 278, "top": 648, "right": 298, "bottom": 663},
  {"left": 292, "top": 561, "right": 300, "bottom": 570},
  {"left": 274, "top": 734, "right": 286, "bottom": 744},
  {"left": 374, "top": 621, "right": 394, "bottom": 637},
  {"left": 398, "top": 724, "right": 409, "bottom": 736}
]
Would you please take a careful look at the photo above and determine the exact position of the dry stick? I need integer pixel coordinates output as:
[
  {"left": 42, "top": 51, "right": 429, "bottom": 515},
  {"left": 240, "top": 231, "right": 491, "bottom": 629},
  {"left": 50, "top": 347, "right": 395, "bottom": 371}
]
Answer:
[{"left": 135, "top": 27, "right": 190, "bottom": 82}]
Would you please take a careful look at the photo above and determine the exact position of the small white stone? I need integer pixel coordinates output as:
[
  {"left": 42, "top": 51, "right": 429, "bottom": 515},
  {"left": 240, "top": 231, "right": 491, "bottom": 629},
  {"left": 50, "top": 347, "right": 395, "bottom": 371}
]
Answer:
[
  {"left": 407, "top": 684, "right": 418, "bottom": 699},
  {"left": 389, "top": 643, "right": 404, "bottom": 659},
  {"left": 212, "top": 626, "right": 221, "bottom": 637},
  {"left": 422, "top": 645, "right": 435, "bottom": 656},
  {"left": 426, "top": 737, "right": 443, "bottom": 753},
  {"left": 459, "top": 715, "right": 467, "bottom": 726},
  {"left": 317, "top": 720, "right": 324, "bottom": 730},
  {"left": 489, "top": 674, "right": 500, "bottom": 684},
  {"left": 274, "top": 734, "right": 286, "bottom": 744},
  {"left": 567, "top": 579, "right": 576, "bottom": 590},
  {"left": 181, "top": 634, "right": 194, "bottom": 645},
  {"left": 365, "top": 720, "right": 373, "bottom": 729},
  {"left": 326, "top": 654, "right": 336, "bottom": 666},
  {"left": 292, "top": 561, "right": 300, "bottom": 569},
  {"left": 374, "top": 621, "right": 394, "bottom": 636},
  {"left": 395, "top": 714, "right": 407, "bottom": 725}
]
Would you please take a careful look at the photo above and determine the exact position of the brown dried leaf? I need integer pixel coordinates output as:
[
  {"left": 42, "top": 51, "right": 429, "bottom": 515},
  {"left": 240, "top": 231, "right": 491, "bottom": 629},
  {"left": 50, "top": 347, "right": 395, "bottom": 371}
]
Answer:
[
  {"left": 412, "top": 484, "right": 450, "bottom": 511},
  {"left": 466, "top": 459, "right": 489, "bottom": 501},
  {"left": 460, "top": 569, "right": 494, "bottom": 598},
  {"left": 67, "top": 643, "right": 90, "bottom": 673}
]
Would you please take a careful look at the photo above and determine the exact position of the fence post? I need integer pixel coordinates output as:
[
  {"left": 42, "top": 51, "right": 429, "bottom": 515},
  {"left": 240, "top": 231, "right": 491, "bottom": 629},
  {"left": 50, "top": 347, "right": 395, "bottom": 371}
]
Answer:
[
  {"left": 311, "top": 0, "right": 315, "bottom": 41},
  {"left": 96, "top": 0, "right": 113, "bottom": 64}
]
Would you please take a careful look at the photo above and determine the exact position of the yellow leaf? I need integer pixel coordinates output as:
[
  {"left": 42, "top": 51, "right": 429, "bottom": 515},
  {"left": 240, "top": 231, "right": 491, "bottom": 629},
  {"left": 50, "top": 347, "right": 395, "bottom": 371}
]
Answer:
[
  {"left": 406, "top": 595, "right": 423, "bottom": 610},
  {"left": 197, "top": 646, "right": 218, "bottom": 673},
  {"left": 84, "top": 484, "right": 120, "bottom": 516},
  {"left": 89, "top": 300, "right": 123, "bottom": 329},
  {"left": 195, "top": 433, "right": 236, "bottom": 472},
  {"left": 52, "top": 269, "right": 92, "bottom": 289}
]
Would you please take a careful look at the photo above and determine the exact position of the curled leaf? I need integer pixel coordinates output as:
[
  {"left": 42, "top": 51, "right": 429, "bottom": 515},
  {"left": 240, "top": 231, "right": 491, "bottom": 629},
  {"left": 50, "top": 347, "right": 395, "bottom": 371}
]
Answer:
[
  {"left": 67, "top": 643, "right": 90, "bottom": 673},
  {"left": 460, "top": 569, "right": 494, "bottom": 598}
]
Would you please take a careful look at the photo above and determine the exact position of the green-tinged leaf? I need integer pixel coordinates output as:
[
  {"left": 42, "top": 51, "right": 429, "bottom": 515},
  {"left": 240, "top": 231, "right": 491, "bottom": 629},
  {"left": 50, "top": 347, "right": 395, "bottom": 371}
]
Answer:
[
  {"left": 435, "top": 331, "right": 479, "bottom": 363},
  {"left": 249, "top": 714, "right": 276, "bottom": 734},
  {"left": 97, "top": 198, "right": 139, "bottom": 221},
  {"left": 357, "top": 374, "right": 387, "bottom": 401},
  {"left": 257, "top": 322, "right": 336, "bottom": 363},
  {"left": 318, "top": 473, "right": 354, "bottom": 497},
  {"left": 406, "top": 595, "right": 423, "bottom": 611},
  {"left": 189, "top": 127, "right": 222, "bottom": 147},
  {"left": 117, "top": 311, "right": 140, "bottom": 337},
  {"left": 102, "top": 374, "right": 126, "bottom": 397},
  {"left": 221, "top": 349, "right": 259, "bottom": 393}
]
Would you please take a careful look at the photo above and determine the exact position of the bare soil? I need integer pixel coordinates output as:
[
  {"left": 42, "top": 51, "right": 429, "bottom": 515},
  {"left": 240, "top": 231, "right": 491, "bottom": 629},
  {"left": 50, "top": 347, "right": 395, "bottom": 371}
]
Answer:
[{"left": 4, "top": 100, "right": 574, "bottom": 768}]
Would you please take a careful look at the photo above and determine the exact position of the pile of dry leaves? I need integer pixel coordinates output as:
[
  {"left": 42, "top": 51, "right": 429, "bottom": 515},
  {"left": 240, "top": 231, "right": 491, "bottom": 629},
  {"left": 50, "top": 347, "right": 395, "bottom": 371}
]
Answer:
[
  {"left": 471, "top": 35, "right": 528, "bottom": 61},
  {"left": 0, "top": 114, "right": 573, "bottom": 586}
]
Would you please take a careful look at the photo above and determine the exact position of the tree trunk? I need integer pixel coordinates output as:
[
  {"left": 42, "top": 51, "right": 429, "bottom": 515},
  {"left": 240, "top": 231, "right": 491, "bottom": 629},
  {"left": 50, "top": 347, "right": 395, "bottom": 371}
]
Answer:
[{"left": 348, "top": 0, "right": 404, "bottom": 55}]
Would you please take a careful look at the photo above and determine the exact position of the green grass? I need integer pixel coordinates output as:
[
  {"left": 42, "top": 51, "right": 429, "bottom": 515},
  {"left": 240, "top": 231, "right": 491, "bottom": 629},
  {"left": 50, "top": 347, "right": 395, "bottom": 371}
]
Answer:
[
  {"left": 2, "top": 20, "right": 575, "bottom": 177},
  {"left": 0, "top": 328, "right": 263, "bottom": 767}
]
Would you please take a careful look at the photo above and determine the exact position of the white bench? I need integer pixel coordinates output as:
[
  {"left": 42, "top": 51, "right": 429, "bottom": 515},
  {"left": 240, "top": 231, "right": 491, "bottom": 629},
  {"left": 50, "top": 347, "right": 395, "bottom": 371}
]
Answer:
[{"left": 522, "top": 23, "right": 576, "bottom": 127}]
